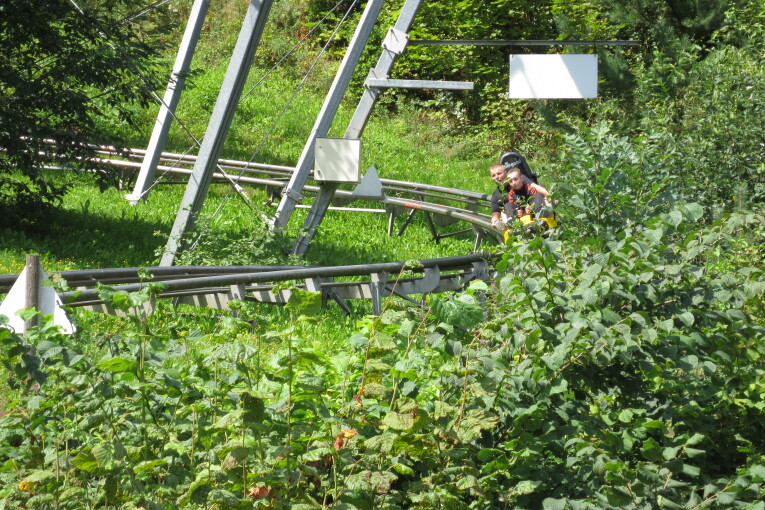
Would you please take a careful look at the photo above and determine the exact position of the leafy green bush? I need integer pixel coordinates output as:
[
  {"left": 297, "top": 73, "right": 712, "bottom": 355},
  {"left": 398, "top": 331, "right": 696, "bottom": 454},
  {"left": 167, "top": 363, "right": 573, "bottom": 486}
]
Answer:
[
  {"left": 644, "top": 44, "right": 765, "bottom": 208},
  {"left": 174, "top": 213, "right": 287, "bottom": 267},
  {"left": 483, "top": 208, "right": 765, "bottom": 507},
  {"left": 0, "top": 0, "right": 170, "bottom": 218},
  {"left": 555, "top": 122, "right": 680, "bottom": 238},
  {"left": 2, "top": 205, "right": 764, "bottom": 508}
]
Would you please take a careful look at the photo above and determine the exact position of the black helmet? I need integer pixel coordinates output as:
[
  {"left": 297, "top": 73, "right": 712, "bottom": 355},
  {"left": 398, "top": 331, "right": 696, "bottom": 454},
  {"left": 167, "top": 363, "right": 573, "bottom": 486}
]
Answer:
[{"left": 499, "top": 152, "right": 538, "bottom": 184}]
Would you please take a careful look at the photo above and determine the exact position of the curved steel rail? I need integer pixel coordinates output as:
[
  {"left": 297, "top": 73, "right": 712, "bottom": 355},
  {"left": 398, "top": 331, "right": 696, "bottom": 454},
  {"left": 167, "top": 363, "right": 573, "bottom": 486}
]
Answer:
[
  {"left": 70, "top": 144, "right": 504, "bottom": 247},
  {"left": 4, "top": 144, "right": 509, "bottom": 317}
]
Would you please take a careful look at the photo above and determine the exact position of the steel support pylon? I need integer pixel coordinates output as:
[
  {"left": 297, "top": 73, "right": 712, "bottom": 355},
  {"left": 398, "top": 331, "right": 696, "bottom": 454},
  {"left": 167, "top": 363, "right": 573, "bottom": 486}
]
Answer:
[
  {"left": 270, "top": 0, "right": 387, "bottom": 234},
  {"left": 126, "top": 0, "right": 211, "bottom": 204},
  {"left": 291, "top": 0, "right": 425, "bottom": 256},
  {"left": 161, "top": 0, "right": 274, "bottom": 266}
]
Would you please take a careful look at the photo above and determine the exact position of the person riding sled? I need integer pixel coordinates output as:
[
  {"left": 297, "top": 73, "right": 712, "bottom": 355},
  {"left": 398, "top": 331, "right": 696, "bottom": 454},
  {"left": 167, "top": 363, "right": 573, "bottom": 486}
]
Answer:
[{"left": 489, "top": 159, "right": 557, "bottom": 240}]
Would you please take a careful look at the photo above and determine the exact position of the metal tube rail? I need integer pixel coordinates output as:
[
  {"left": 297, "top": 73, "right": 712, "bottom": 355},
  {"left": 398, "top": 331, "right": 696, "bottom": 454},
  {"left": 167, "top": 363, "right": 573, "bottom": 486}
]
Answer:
[
  {"left": 60, "top": 252, "right": 492, "bottom": 303},
  {"left": 44, "top": 163, "right": 497, "bottom": 230},
  {"left": 38, "top": 141, "right": 503, "bottom": 243},
  {"left": 70, "top": 155, "right": 498, "bottom": 224},
  {"left": 383, "top": 196, "right": 494, "bottom": 229},
  {"left": 0, "top": 265, "right": 309, "bottom": 294},
  {"left": 380, "top": 185, "right": 487, "bottom": 207},
  {"left": 378, "top": 177, "right": 491, "bottom": 201},
  {"left": 90, "top": 151, "right": 495, "bottom": 214},
  {"left": 86, "top": 143, "right": 493, "bottom": 206},
  {"left": 44, "top": 160, "right": 500, "bottom": 237}
]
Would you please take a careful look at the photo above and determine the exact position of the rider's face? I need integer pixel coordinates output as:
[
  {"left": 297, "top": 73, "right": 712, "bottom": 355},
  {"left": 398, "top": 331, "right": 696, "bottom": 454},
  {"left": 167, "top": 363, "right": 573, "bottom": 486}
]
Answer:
[
  {"left": 508, "top": 171, "right": 524, "bottom": 190},
  {"left": 490, "top": 167, "right": 508, "bottom": 185}
]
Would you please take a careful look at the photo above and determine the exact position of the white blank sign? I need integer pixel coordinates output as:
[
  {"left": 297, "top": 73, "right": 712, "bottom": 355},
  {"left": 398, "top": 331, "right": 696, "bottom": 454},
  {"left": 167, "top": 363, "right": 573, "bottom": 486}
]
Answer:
[
  {"left": 509, "top": 54, "right": 598, "bottom": 99},
  {"left": 314, "top": 137, "right": 361, "bottom": 183}
]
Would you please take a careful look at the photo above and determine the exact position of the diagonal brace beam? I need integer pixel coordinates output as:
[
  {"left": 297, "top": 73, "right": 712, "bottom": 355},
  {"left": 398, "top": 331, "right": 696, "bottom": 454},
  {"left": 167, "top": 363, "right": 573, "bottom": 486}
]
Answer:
[
  {"left": 161, "top": 0, "right": 274, "bottom": 266},
  {"left": 291, "top": 0, "right": 425, "bottom": 256}
]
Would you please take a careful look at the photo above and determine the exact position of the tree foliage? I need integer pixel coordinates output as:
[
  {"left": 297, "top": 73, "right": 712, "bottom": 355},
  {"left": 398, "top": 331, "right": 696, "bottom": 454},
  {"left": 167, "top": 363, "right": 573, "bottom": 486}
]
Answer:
[
  {"left": 0, "top": 0, "right": 171, "bottom": 224},
  {"left": 548, "top": 0, "right": 765, "bottom": 210},
  {"left": 298, "top": 0, "right": 764, "bottom": 210},
  {"left": 635, "top": 37, "right": 765, "bottom": 207},
  {"left": 1, "top": 3, "right": 765, "bottom": 504}
]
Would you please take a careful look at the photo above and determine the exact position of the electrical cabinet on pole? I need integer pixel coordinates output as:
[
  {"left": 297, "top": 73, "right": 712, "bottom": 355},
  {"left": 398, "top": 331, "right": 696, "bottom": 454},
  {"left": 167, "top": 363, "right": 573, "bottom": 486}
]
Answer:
[{"left": 268, "top": 0, "right": 387, "bottom": 233}]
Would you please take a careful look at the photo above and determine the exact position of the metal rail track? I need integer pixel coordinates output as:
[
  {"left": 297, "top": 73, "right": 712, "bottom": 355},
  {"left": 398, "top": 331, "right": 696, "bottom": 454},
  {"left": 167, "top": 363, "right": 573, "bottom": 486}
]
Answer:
[
  {"left": 79, "top": 145, "right": 503, "bottom": 247},
  {"left": 1, "top": 254, "right": 493, "bottom": 316},
  {"left": 5, "top": 144, "right": 504, "bottom": 317}
]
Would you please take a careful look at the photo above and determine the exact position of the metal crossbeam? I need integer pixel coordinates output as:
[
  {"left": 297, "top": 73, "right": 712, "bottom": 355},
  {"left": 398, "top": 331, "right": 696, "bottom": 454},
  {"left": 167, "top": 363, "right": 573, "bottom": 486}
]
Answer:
[
  {"left": 408, "top": 39, "right": 640, "bottom": 46},
  {"left": 365, "top": 78, "right": 473, "bottom": 90}
]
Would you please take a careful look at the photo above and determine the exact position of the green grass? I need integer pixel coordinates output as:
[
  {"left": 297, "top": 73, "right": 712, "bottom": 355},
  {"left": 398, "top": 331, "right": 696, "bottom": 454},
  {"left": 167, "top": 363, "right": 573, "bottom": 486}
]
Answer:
[
  {"left": 0, "top": 168, "right": 481, "bottom": 273},
  {"left": 2, "top": 48, "right": 502, "bottom": 274}
]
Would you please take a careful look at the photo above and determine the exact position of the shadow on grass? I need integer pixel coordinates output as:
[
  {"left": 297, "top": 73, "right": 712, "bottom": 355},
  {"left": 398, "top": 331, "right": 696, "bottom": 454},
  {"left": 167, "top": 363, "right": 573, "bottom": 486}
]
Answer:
[
  {"left": 298, "top": 218, "right": 476, "bottom": 268},
  {"left": 0, "top": 207, "right": 168, "bottom": 269},
  {"left": 1, "top": 196, "right": 477, "bottom": 272}
]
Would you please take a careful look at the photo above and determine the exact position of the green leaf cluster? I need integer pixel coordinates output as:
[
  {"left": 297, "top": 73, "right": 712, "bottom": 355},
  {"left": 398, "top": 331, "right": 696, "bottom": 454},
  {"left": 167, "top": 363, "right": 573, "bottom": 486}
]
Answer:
[
  {"left": 2, "top": 203, "right": 764, "bottom": 507},
  {"left": 0, "top": 0, "right": 172, "bottom": 227}
]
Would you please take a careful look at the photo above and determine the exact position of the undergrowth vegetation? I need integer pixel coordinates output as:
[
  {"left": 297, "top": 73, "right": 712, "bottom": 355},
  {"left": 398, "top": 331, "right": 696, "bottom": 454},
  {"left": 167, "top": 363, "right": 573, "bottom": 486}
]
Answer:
[{"left": 2, "top": 204, "right": 764, "bottom": 508}]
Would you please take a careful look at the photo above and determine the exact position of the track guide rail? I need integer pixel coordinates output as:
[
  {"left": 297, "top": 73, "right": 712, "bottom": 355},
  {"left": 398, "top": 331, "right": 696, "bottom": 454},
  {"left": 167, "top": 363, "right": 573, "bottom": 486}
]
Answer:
[
  {"left": 2, "top": 254, "right": 493, "bottom": 317},
  {"left": 42, "top": 142, "right": 504, "bottom": 247}
]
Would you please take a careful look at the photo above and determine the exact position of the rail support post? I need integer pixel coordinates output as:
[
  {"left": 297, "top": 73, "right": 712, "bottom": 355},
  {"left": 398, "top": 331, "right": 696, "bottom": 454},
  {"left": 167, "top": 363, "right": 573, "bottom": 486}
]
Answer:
[
  {"left": 370, "top": 272, "right": 388, "bottom": 315},
  {"left": 24, "top": 254, "right": 41, "bottom": 331},
  {"left": 285, "top": 0, "right": 425, "bottom": 255},
  {"left": 227, "top": 284, "right": 246, "bottom": 317},
  {"left": 126, "top": 0, "right": 211, "bottom": 204}
]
